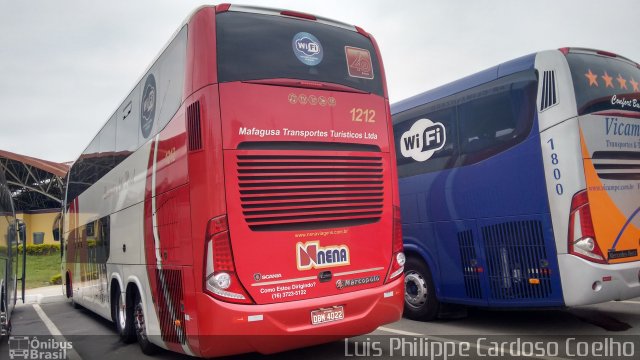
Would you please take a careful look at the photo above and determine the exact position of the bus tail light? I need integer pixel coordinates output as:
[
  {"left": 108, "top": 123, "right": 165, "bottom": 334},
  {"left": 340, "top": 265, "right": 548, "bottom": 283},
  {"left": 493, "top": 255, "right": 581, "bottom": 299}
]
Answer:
[
  {"left": 385, "top": 206, "right": 405, "bottom": 283},
  {"left": 204, "top": 215, "right": 253, "bottom": 304},
  {"left": 215, "top": 3, "right": 231, "bottom": 13},
  {"left": 280, "top": 10, "right": 316, "bottom": 21},
  {"left": 568, "top": 190, "right": 607, "bottom": 264}
]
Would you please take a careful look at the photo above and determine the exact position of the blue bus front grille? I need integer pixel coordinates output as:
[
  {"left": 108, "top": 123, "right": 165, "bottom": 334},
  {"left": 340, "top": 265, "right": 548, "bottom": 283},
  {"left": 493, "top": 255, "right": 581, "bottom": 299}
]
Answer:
[
  {"left": 482, "top": 220, "right": 553, "bottom": 300},
  {"left": 457, "top": 230, "right": 483, "bottom": 299}
]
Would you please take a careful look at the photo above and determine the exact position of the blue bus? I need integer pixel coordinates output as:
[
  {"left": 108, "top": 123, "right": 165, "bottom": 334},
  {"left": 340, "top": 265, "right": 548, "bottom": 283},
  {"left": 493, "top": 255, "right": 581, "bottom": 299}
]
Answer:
[{"left": 393, "top": 48, "right": 640, "bottom": 320}]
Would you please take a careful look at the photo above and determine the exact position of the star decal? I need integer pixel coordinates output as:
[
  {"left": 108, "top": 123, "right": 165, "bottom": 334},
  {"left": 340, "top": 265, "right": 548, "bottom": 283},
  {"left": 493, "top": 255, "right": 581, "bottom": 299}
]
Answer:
[
  {"left": 616, "top": 74, "right": 628, "bottom": 90},
  {"left": 584, "top": 69, "right": 598, "bottom": 87},
  {"left": 629, "top": 77, "right": 639, "bottom": 92},
  {"left": 602, "top": 71, "right": 614, "bottom": 88}
]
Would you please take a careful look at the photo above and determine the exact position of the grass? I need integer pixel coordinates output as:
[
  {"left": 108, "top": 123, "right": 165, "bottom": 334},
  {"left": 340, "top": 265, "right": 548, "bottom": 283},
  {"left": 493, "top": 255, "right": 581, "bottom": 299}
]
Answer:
[{"left": 24, "top": 253, "right": 62, "bottom": 289}]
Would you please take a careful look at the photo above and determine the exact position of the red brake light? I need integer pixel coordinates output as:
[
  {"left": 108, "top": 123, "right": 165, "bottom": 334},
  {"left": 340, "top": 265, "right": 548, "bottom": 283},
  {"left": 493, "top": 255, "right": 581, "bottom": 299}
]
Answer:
[
  {"left": 385, "top": 206, "right": 405, "bottom": 283},
  {"left": 299, "top": 80, "right": 323, "bottom": 88},
  {"left": 558, "top": 47, "right": 570, "bottom": 55},
  {"left": 568, "top": 190, "right": 607, "bottom": 264},
  {"left": 280, "top": 10, "right": 316, "bottom": 21},
  {"left": 207, "top": 214, "right": 228, "bottom": 235},
  {"left": 596, "top": 50, "right": 618, "bottom": 58},
  {"left": 216, "top": 3, "right": 231, "bottom": 13},
  {"left": 204, "top": 215, "right": 253, "bottom": 304},
  {"left": 392, "top": 206, "right": 403, "bottom": 254},
  {"left": 570, "top": 190, "right": 589, "bottom": 215},
  {"left": 355, "top": 26, "right": 370, "bottom": 38}
]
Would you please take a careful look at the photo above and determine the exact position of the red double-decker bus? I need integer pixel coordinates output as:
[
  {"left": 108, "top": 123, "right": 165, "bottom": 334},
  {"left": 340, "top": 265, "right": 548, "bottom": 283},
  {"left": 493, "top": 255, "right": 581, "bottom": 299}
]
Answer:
[{"left": 62, "top": 4, "right": 403, "bottom": 357}]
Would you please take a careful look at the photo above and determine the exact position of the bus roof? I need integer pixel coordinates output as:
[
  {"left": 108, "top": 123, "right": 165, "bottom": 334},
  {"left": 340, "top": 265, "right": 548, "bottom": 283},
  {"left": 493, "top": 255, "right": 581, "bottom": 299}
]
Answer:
[{"left": 391, "top": 53, "right": 536, "bottom": 119}]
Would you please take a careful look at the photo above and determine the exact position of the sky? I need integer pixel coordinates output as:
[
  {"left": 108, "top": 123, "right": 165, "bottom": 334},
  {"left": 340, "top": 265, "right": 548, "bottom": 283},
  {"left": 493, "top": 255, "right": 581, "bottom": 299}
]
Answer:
[{"left": 1, "top": 0, "right": 639, "bottom": 163}]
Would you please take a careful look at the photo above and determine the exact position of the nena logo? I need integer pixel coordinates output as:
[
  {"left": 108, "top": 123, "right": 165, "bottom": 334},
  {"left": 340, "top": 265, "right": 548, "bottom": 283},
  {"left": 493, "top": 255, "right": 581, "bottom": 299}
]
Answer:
[
  {"left": 400, "top": 118, "right": 446, "bottom": 162},
  {"left": 296, "top": 241, "right": 350, "bottom": 271}
]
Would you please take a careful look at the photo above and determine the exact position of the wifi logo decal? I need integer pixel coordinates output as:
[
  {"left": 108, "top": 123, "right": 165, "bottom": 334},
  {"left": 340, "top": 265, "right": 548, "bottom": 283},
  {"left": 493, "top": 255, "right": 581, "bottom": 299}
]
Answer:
[{"left": 400, "top": 118, "right": 446, "bottom": 162}]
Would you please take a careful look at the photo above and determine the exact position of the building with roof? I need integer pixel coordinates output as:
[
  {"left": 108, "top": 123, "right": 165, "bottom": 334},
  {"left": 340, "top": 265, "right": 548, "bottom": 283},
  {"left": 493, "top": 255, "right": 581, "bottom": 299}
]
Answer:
[{"left": 0, "top": 149, "right": 69, "bottom": 245}]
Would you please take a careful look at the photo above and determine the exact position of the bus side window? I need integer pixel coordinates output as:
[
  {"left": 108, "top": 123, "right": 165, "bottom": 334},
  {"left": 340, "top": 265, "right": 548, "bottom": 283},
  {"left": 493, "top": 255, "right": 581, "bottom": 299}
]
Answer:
[
  {"left": 395, "top": 106, "right": 457, "bottom": 178},
  {"left": 458, "top": 89, "right": 512, "bottom": 157},
  {"left": 457, "top": 72, "right": 537, "bottom": 166}
]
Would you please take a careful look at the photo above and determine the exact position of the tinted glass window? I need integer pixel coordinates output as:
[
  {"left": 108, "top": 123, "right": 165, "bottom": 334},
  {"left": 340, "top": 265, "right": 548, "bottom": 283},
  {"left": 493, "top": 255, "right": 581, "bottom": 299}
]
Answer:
[
  {"left": 394, "top": 103, "right": 457, "bottom": 177},
  {"left": 394, "top": 70, "right": 537, "bottom": 177},
  {"left": 458, "top": 72, "right": 537, "bottom": 165},
  {"left": 67, "top": 26, "right": 187, "bottom": 203},
  {"left": 116, "top": 89, "right": 141, "bottom": 157},
  {"left": 216, "top": 12, "right": 384, "bottom": 96},
  {"left": 566, "top": 53, "right": 640, "bottom": 115},
  {"left": 98, "top": 116, "right": 117, "bottom": 170}
]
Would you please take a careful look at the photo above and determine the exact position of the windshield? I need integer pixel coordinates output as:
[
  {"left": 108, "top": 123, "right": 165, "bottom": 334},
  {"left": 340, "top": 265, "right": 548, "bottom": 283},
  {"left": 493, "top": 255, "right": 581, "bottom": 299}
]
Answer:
[
  {"left": 566, "top": 52, "right": 640, "bottom": 115},
  {"left": 216, "top": 11, "right": 384, "bottom": 96}
]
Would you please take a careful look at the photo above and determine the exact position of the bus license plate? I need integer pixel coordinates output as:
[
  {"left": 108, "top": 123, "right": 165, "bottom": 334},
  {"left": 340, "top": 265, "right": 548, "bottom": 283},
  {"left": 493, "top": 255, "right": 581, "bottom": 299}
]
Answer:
[{"left": 311, "top": 306, "right": 344, "bottom": 325}]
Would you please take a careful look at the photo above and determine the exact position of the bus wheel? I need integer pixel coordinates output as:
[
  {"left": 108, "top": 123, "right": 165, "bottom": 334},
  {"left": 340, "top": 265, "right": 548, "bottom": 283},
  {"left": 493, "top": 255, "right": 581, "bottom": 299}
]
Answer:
[
  {"left": 115, "top": 287, "right": 136, "bottom": 343},
  {"left": 134, "top": 291, "right": 159, "bottom": 355},
  {"left": 403, "top": 257, "right": 439, "bottom": 321},
  {"left": 1, "top": 284, "right": 5, "bottom": 312}
]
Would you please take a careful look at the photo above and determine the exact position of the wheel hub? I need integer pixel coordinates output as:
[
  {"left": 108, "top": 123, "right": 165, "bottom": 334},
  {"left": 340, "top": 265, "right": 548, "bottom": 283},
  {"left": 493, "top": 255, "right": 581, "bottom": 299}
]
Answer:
[
  {"left": 134, "top": 302, "right": 147, "bottom": 342},
  {"left": 118, "top": 298, "right": 126, "bottom": 330},
  {"left": 404, "top": 271, "right": 428, "bottom": 308}
]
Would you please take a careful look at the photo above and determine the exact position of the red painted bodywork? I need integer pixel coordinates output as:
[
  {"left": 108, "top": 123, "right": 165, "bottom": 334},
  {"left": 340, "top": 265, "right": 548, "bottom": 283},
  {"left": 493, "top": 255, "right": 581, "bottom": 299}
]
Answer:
[
  {"left": 165, "top": 6, "right": 402, "bottom": 357},
  {"left": 67, "top": 5, "right": 403, "bottom": 358}
]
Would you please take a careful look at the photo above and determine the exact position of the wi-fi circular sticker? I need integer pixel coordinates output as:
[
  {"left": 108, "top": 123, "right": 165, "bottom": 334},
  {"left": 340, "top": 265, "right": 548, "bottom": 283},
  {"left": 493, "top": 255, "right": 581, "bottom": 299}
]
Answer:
[{"left": 292, "top": 32, "right": 323, "bottom": 66}]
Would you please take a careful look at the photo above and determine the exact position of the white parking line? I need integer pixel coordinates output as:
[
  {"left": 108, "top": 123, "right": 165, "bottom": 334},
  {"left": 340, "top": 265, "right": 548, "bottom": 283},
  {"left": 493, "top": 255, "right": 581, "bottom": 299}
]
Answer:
[
  {"left": 620, "top": 300, "right": 640, "bottom": 304},
  {"left": 33, "top": 304, "right": 63, "bottom": 336},
  {"left": 377, "top": 326, "right": 424, "bottom": 336},
  {"left": 376, "top": 326, "right": 571, "bottom": 360},
  {"left": 33, "top": 304, "right": 83, "bottom": 360}
]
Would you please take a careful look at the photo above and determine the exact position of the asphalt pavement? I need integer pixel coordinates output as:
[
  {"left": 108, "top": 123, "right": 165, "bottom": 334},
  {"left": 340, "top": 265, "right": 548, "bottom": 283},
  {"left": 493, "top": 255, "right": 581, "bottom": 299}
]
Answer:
[{"left": 2, "top": 287, "right": 639, "bottom": 360}]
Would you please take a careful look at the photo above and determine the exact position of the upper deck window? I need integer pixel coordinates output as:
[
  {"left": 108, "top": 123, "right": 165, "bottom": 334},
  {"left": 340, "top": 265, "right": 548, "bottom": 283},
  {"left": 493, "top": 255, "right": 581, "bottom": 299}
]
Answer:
[
  {"left": 566, "top": 53, "right": 640, "bottom": 115},
  {"left": 216, "top": 12, "right": 384, "bottom": 96}
]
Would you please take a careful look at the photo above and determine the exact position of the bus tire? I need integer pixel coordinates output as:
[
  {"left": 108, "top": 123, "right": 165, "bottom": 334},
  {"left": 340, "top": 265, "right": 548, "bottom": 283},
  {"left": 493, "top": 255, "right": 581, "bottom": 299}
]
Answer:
[
  {"left": 403, "top": 256, "right": 439, "bottom": 321},
  {"left": 134, "top": 291, "right": 160, "bottom": 355},
  {"left": 65, "top": 273, "right": 72, "bottom": 298},
  {"left": 1, "top": 284, "right": 6, "bottom": 312},
  {"left": 115, "top": 286, "right": 136, "bottom": 343}
]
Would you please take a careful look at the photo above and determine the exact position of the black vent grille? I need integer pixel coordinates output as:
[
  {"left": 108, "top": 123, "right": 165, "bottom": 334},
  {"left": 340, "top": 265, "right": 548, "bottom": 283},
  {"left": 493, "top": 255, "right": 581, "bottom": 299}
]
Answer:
[
  {"left": 458, "top": 230, "right": 482, "bottom": 299},
  {"left": 187, "top": 101, "right": 202, "bottom": 151},
  {"left": 592, "top": 151, "right": 640, "bottom": 180},
  {"left": 155, "top": 269, "right": 186, "bottom": 344},
  {"left": 482, "top": 220, "right": 553, "bottom": 300},
  {"left": 237, "top": 153, "right": 384, "bottom": 231},
  {"left": 540, "top": 70, "right": 557, "bottom": 111}
]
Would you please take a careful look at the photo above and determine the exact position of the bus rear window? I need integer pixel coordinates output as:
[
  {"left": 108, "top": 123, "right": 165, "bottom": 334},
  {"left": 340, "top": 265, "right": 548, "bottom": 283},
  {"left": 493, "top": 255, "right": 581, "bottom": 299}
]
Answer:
[
  {"left": 566, "top": 53, "right": 640, "bottom": 115},
  {"left": 216, "top": 12, "right": 384, "bottom": 96}
]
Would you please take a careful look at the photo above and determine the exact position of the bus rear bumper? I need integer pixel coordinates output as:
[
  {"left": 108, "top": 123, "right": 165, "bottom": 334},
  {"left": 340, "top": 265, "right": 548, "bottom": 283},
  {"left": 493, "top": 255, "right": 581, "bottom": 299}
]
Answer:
[
  {"left": 558, "top": 254, "right": 640, "bottom": 306},
  {"left": 191, "top": 277, "right": 404, "bottom": 357}
]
